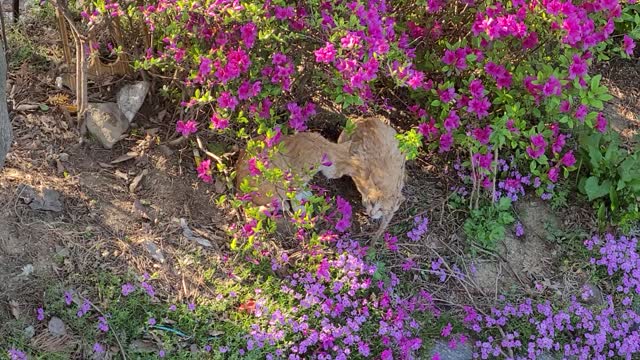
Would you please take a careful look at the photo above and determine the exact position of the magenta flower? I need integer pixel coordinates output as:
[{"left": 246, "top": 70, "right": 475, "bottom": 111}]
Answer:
[
  {"left": 265, "top": 127, "right": 282, "bottom": 148},
  {"left": 148, "top": 318, "right": 156, "bottom": 326},
  {"left": 469, "top": 79, "right": 485, "bottom": 98},
  {"left": 526, "top": 134, "right": 547, "bottom": 159},
  {"left": 210, "top": 113, "right": 229, "bottom": 130},
  {"left": 384, "top": 233, "right": 398, "bottom": 252},
  {"left": 439, "top": 87, "right": 456, "bottom": 103},
  {"left": 467, "top": 97, "right": 491, "bottom": 118},
  {"left": 623, "top": 35, "right": 635, "bottom": 56},
  {"left": 197, "top": 159, "right": 212, "bottom": 183},
  {"left": 542, "top": 76, "right": 561, "bottom": 97},
  {"left": 551, "top": 133, "right": 566, "bottom": 154},
  {"left": 561, "top": 151, "right": 576, "bottom": 167},
  {"left": 418, "top": 119, "right": 438, "bottom": 140},
  {"left": 195, "top": 56, "right": 212, "bottom": 83},
  {"left": 506, "top": 119, "right": 518, "bottom": 133},
  {"left": 568, "top": 54, "right": 588, "bottom": 80},
  {"left": 472, "top": 126, "right": 492, "bottom": 145},
  {"left": 238, "top": 80, "right": 261, "bottom": 100},
  {"left": 247, "top": 158, "right": 261, "bottom": 176},
  {"left": 595, "top": 112, "right": 607, "bottom": 133},
  {"left": 439, "top": 132, "right": 453, "bottom": 153},
  {"left": 548, "top": 167, "right": 559, "bottom": 183},
  {"left": 441, "top": 322, "right": 453, "bottom": 337},
  {"left": 240, "top": 22, "right": 257, "bottom": 48},
  {"left": 402, "top": 258, "right": 416, "bottom": 271},
  {"left": 217, "top": 92, "right": 238, "bottom": 110},
  {"left": 188, "top": 302, "right": 196, "bottom": 312},
  {"left": 317, "top": 258, "right": 330, "bottom": 281},
  {"left": 443, "top": 110, "right": 460, "bottom": 131},
  {"left": 575, "top": 104, "right": 588, "bottom": 122},
  {"left": 176, "top": 120, "right": 197, "bottom": 137},
  {"left": 559, "top": 100, "right": 571, "bottom": 113},
  {"left": 335, "top": 196, "right": 352, "bottom": 232},
  {"left": 314, "top": 42, "right": 336, "bottom": 63}
]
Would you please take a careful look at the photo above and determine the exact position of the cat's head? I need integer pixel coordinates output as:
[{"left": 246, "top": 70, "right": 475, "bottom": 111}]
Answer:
[{"left": 352, "top": 163, "right": 406, "bottom": 221}]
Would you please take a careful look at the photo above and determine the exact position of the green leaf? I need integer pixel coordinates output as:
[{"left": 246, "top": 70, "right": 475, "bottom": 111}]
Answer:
[
  {"left": 584, "top": 176, "right": 612, "bottom": 201},
  {"left": 610, "top": 186, "right": 619, "bottom": 212},
  {"left": 497, "top": 197, "right": 512, "bottom": 211}
]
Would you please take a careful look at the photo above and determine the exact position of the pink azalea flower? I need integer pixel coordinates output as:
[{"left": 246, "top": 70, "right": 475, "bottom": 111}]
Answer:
[
  {"left": 548, "top": 167, "right": 559, "bottom": 183},
  {"left": 561, "top": 151, "right": 576, "bottom": 167},
  {"left": 595, "top": 112, "right": 607, "bottom": 133},
  {"left": 248, "top": 158, "right": 261, "bottom": 176},
  {"left": 623, "top": 35, "right": 635, "bottom": 56},
  {"left": 472, "top": 126, "right": 492, "bottom": 145},
  {"left": 314, "top": 42, "right": 336, "bottom": 63},
  {"left": 197, "top": 159, "right": 212, "bottom": 183},
  {"left": 439, "top": 132, "right": 453, "bottom": 153},
  {"left": 210, "top": 113, "right": 229, "bottom": 130},
  {"left": 176, "top": 120, "right": 197, "bottom": 137},
  {"left": 217, "top": 92, "right": 238, "bottom": 110}
]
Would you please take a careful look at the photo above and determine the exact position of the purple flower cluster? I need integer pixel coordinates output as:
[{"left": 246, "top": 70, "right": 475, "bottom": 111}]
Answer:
[
  {"left": 407, "top": 216, "right": 429, "bottom": 241},
  {"left": 240, "top": 236, "right": 433, "bottom": 359},
  {"left": 466, "top": 234, "right": 640, "bottom": 359}
]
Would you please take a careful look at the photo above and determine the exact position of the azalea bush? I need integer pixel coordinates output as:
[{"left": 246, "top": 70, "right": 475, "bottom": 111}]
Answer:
[{"left": 69, "top": 0, "right": 637, "bottom": 222}]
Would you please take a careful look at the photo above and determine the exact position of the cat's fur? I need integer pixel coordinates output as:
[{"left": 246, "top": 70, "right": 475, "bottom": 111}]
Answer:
[
  {"left": 235, "top": 132, "right": 353, "bottom": 210},
  {"left": 235, "top": 116, "right": 406, "bottom": 240},
  {"left": 338, "top": 115, "right": 406, "bottom": 235}
]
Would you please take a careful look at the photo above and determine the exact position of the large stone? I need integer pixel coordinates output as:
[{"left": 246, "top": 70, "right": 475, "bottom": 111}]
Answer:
[
  {"left": 17, "top": 184, "right": 63, "bottom": 212},
  {"left": 86, "top": 103, "right": 129, "bottom": 149},
  {"left": 117, "top": 81, "right": 150, "bottom": 123},
  {"left": 48, "top": 317, "right": 67, "bottom": 337}
]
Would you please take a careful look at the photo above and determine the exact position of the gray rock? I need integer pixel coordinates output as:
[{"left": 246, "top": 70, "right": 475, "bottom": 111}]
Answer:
[
  {"left": 429, "top": 340, "right": 473, "bottom": 360},
  {"left": 17, "top": 185, "right": 63, "bottom": 212},
  {"left": 48, "top": 317, "right": 67, "bottom": 337},
  {"left": 23, "top": 325, "right": 35, "bottom": 339},
  {"left": 143, "top": 241, "right": 165, "bottom": 263},
  {"left": 117, "top": 81, "right": 150, "bottom": 123},
  {"left": 86, "top": 103, "right": 129, "bottom": 149},
  {"left": 580, "top": 283, "right": 604, "bottom": 306}
]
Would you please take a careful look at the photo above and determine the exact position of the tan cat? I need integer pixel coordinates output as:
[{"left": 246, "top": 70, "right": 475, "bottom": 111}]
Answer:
[
  {"left": 235, "top": 132, "right": 353, "bottom": 211},
  {"left": 338, "top": 115, "right": 406, "bottom": 237}
]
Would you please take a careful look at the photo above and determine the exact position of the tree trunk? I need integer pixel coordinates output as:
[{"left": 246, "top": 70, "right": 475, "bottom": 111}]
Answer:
[{"left": 0, "top": 41, "right": 11, "bottom": 169}]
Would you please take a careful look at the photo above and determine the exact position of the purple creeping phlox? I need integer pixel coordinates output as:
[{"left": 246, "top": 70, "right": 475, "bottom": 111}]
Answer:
[
  {"left": 406, "top": 216, "right": 429, "bottom": 241},
  {"left": 231, "top": 223, "right": 435, "bottom": 359},
  {"left": 36, "top": 307, "right": 45, "bottom": 321},
  {"left": 7, "top": 349, "right": 27, "bottom": 360},
  {"left": 466, "top": 233, "right": 640, "bottom": 359},
  {"left": 121, "top": 283, "right": 135, "bottom": 296},
  {"left": 77, "top": 299, "right": 91, "bottom": 318}
]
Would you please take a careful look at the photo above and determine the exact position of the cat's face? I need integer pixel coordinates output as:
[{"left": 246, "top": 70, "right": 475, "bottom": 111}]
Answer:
[{"left": 353, "top": 169, "right": 405, "bottom": 221}]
